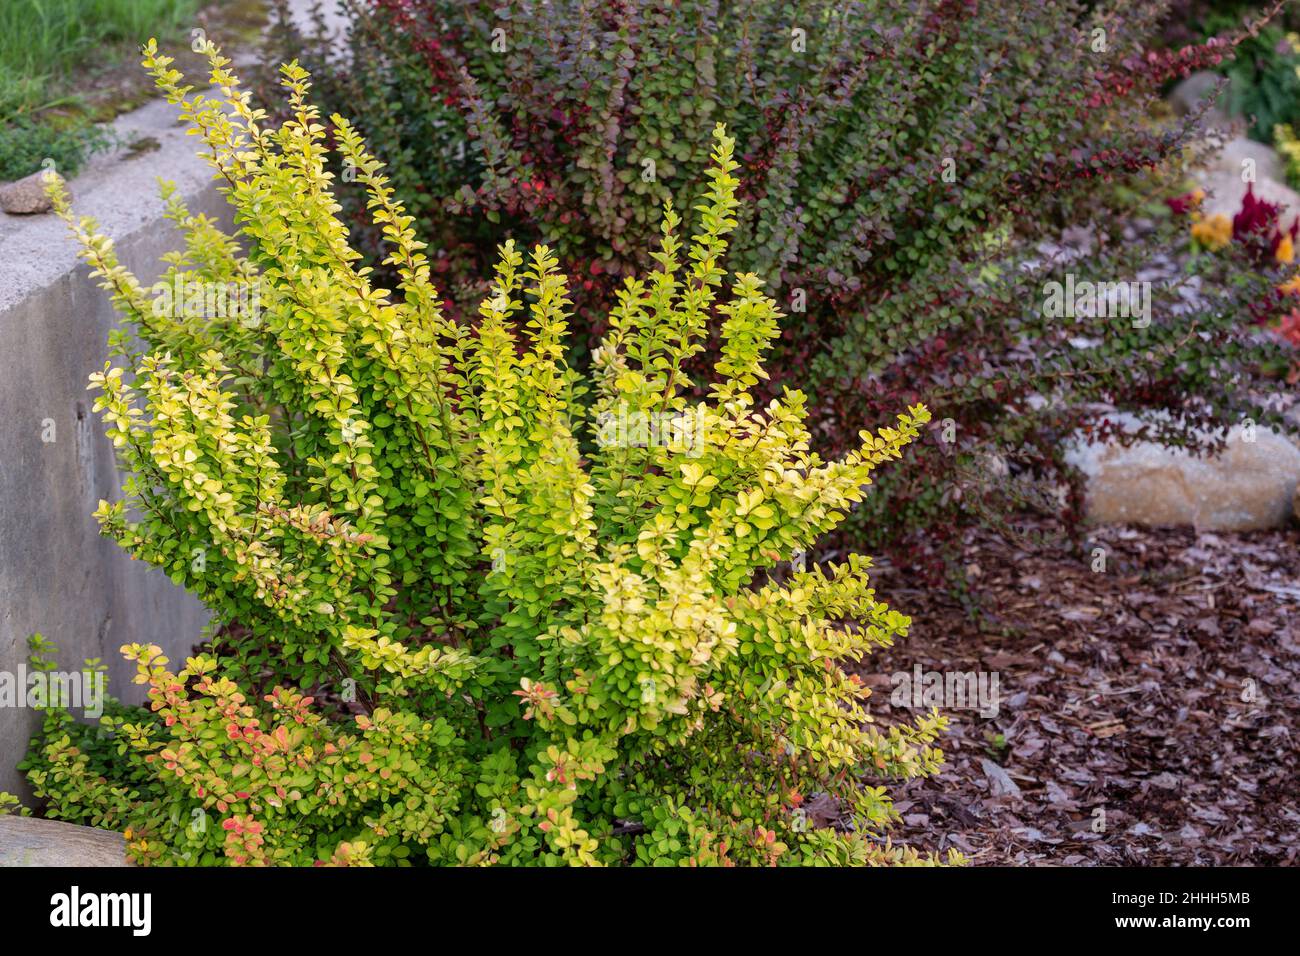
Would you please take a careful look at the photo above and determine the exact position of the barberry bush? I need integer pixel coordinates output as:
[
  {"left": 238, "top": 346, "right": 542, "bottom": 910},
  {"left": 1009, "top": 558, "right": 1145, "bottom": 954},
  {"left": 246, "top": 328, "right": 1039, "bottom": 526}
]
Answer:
[
  {"left": 262, "top": 0, "right": 1295, "bottom": 575},
  {"left": 21, "top": 40, "right": 956, "bottom": 866}
]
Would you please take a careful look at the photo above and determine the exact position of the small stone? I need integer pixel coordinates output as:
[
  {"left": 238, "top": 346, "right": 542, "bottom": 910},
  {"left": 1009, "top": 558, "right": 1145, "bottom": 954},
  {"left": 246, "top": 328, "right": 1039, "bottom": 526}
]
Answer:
[
  {"left": 0, "top": 170, "right": 64, "bottom": 215},
  {"left": 1147, "top": 771, "right": 1181, "bottom": 790},
  {"left": 980, "top": 757, "right": 1022, "bottom": 799}
]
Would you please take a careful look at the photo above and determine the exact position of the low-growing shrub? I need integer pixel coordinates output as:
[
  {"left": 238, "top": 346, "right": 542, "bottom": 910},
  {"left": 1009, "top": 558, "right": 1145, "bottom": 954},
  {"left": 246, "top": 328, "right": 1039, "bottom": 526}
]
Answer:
[
  {"left": 1276, "top": 122, "right": 1300, "bottom": 189},
  {"left": 20, "top": 40, "right": 955, "bottom": 867},
  {"left": 1199, "top": 9, "right": 1300, "bottom": 143},
  {"left": 261, "top": 0, "right": 1295, "bottom": 576},
  {"left": 0, "top": 115, "right": 112, "bottom": 182}
]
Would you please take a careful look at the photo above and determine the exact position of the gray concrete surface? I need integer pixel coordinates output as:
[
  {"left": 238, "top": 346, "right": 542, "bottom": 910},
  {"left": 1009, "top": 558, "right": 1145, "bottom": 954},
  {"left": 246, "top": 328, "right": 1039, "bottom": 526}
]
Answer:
[
  {"left": 0, "top": 95, "right": 221, "bottom": 800},
  {"left": 0, "top": 0, "right": 350, "bottom": 804},
  {"left": 0, "top": 814, "right": 131, "bottom": 866}
]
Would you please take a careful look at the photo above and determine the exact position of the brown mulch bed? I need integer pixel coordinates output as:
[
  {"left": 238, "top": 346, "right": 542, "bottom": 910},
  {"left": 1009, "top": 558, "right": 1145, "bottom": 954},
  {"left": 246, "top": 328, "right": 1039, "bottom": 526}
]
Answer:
[{"left": 861, "top": 518, "right": 1300, "bottom": 866}]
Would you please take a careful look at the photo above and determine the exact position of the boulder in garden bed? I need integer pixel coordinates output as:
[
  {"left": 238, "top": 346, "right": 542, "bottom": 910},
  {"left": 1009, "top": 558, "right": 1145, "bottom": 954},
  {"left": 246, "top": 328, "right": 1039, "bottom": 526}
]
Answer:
[
  {"left": 1066, "top": 417, "right": 1300, "bottom": 532},
  {"left": 1195, "top": 136, "right": 1299, "bottom": 232}
]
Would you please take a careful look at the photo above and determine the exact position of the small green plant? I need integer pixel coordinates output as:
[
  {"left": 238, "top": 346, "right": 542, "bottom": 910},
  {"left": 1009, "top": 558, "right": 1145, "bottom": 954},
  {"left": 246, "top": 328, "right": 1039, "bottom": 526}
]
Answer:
[
  {"left": 0, "top": 115, "right": 112, "bottom": 182},
  {"left": 983, "top": 731, "right": 1009, "bottom": 760},
  {"left": 0, "top": 792, "right": 25, "bottom": 815},
  {"left": 23, "top": 40, "right": 954, "bottom": 866}
]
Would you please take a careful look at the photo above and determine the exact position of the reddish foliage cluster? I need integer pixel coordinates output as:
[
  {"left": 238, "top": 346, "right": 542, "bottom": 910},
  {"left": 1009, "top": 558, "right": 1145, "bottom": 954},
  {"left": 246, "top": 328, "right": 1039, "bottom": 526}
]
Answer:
[
  {"left": 1233, "top": 182, "right": 1299, "bottom": 259},
  {"left": 1087, "top": 37, "right": 1231, "bottom": 109}
]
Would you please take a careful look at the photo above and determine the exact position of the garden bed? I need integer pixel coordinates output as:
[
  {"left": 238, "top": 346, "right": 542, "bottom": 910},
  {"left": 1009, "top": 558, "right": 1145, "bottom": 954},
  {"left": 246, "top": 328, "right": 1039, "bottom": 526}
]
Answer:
[
  {"left": 6, "top": 0, "right": 1299, "bottom": 876},
  {"left": 867, "top": 517, "right": 1300, "bottom": 865}
]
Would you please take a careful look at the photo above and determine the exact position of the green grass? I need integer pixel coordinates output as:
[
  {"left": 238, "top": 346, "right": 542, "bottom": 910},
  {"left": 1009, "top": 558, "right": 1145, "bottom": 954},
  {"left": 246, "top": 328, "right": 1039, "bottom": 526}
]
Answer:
[
  {"left": 0, "top": 0, "right": 201, "bottom": 181},
  {"left": 0, "top": 0, "right": 201, "bottom": 118}
]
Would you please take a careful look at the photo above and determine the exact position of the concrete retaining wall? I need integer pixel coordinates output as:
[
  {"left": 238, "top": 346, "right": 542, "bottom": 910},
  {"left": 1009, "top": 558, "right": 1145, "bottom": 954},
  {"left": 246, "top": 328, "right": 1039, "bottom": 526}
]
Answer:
[{"left": 0, "top": 97, "right": 224, "bottom": 799}]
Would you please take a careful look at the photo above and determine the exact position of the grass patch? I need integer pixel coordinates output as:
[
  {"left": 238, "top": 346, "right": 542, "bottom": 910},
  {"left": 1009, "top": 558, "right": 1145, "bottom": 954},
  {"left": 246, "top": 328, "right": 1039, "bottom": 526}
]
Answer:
[
  {"left": 0, "top": 0, "right": 201, "bottom": 116},
  {"left": 0, "top": 0, "right": 202, "bottom": 182}
]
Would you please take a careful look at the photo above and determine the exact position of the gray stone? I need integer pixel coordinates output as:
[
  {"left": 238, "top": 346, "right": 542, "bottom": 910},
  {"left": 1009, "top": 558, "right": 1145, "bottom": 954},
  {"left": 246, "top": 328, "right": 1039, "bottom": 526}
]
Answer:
[
  {"left": 0, "top": 171, "right": 62, "bottom": 216},
  {"left": 980, "top": 758, "right": 1022, "bottom": 799},
  {"left": 1168, "top": 71, "right": 1229, "bottom": 124},
  {"left": 1217, "top": 136, "right": 1285, "bottom": 187},
  {"left": 0, "top": 815, "right": 131, "bottom": 867}
]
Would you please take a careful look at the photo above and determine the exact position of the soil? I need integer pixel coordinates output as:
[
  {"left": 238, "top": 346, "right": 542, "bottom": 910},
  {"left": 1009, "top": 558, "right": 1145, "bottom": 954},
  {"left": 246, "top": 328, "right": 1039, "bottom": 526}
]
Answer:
[{"left": 862, "top": 516, "right": 1300, "bottom": 865}]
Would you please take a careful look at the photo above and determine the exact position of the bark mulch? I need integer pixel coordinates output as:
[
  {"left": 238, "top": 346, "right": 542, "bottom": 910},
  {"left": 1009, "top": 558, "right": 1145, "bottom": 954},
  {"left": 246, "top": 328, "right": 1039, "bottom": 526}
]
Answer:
[{"left": 860, "top": 518, "right": 1300, "bottom": 865}]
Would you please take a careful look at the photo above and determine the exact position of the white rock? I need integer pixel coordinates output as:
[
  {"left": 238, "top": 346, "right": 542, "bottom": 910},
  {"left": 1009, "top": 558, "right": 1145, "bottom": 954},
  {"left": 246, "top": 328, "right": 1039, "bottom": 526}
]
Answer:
[
  {"left": 1195, "top": 136, "right": 1299, "bottom": 233},
  {"left": 1215, "top": 136, "right": 1286, "bottom": 184},
  {"left": 1066, "top": 414, "right": 1300, "bottom": 531}
]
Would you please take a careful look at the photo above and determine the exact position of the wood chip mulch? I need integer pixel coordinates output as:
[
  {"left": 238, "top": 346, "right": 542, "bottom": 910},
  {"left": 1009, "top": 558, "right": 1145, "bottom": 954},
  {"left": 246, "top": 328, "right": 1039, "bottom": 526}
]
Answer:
[{"left": 859, "top": 518, "right": 1300, "bottom": 866}]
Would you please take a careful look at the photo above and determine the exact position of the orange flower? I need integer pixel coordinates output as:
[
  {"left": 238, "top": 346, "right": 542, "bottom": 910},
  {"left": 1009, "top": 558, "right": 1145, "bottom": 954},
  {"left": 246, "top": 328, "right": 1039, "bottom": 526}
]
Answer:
[
  {"left": 1190, "top": 213, "right": 1232, "bottom": 250},
  {"left": 1277, "top": 235, "right": 1295, "bottom": 264},
  {"left": 1166, "top": 188, "right": 1205, "bottom": 215}
]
